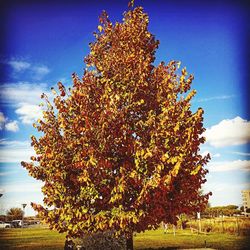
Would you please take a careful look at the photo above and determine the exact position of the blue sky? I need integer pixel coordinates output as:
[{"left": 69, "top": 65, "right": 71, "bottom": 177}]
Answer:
[{"left": 0, "top": 0, "right": 249, "bottom": 216}]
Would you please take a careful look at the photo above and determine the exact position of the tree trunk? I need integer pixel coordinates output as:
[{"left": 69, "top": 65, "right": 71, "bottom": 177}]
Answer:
[
  {"left": 76, "top": 231, "right": 126, "bottom": 249},
  {"left": 126, "top": 235, "right": 133, "bottom": 250}
]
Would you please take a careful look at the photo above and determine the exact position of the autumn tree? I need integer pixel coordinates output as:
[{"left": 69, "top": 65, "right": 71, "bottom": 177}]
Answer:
[
  {"left": 7, "top": 207, "right": 23, "bottom": 220},
  {"left": 22, "top": 3, "right": 211, "bottom": 249}
]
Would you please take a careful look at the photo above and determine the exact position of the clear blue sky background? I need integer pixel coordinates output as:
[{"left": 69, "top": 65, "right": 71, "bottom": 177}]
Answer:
[{"left": 0, "top": 0, "right": 249, "bottom": 216}]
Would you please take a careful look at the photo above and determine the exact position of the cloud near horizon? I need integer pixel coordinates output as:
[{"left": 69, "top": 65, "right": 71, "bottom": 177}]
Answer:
[
  {"left": 1, "top": 181, "right": 43, "bottom": 194},
  {"left": 203, "top": 181, "right": 250, "bottom": 206},
  {"left": 208, "top": 159, "right": 250, "bottom": 172},
  {"left": 204, "top": 116, "right": 250, "bottom": 148},
  {"left": 0, "top": 139, "right": 35, "bottom": 163}
]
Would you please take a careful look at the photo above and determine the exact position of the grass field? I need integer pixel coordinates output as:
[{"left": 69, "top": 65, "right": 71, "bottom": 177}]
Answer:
[{"left": 1, "top": 227, "right": 250, "bottom": 250}]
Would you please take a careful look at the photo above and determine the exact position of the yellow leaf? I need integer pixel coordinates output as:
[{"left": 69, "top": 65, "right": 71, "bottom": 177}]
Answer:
[
  {"left": 109, "top": 219, "right": 113, "bottom": 227},
  {"left": 156, "top": 164, "right": 163, "bottom": 172},
  {"left": 164, "top": 175, "right": 171, "bottom": 185},
  {"left": 180, "top": 75, "right": 185, "bottom": 82},
  {"left": 174, "top": 124, "right": 179, "bottom": 132},
  {"left": 115, "top": 94, "right": 120, "bottom": 101},
  {"left": 139, "top": 99, "right": 144, "bottom": 105},
  {"left": 190, "top": 165, "right": 201, "bottom": 175},
  {"left": 135, "top": 158, "right": 139, "bottom": 168},
  {"left": 144, "top": 148, "right": 152, "bottom": 158},
  {"left": 82, "top": 208, "right": 88, "bottom": 213},
  {"left": 130, "top": 170, "right": 136, "bottom": 178},
  {"left": 132, "top": 216, "right": 138, "bottom": 223},
  {"left": 98, "top": 25, "right": 103, "bottom": 32},
  {"left": 161, "top": 152, "right": 169, "bottom": 162},
  {"left": 171, "top": 161, "right": 181, "bottom": 176},
  {"left": 182, "top": 67, "right": 188, "bottom": 76},
  {"left": 89, "top": 155, "right": 97, "bottom": 166}
]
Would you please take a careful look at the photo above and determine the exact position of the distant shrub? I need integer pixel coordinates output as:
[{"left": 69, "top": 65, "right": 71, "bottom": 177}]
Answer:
[{"left": 187, "top": 217, "right": 250, "bottom": 236}]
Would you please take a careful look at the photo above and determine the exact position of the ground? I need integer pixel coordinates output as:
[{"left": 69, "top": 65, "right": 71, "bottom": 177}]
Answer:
[{"left": 0, "top": 226, "right": 249, "bottom": 249}]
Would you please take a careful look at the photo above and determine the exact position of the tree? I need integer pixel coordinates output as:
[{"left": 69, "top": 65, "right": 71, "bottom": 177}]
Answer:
[
  {"left": 204, "top": 205, "right": 241, "bottom": 217},
  {"left": 21, "top": 3, "right": 211, "bottom": 249},
  {"left": 7, "top": 207, "right": 23, "bottom": 220},
  {"left": 0, "top": 215, "right": 7, "bottom": 222}
]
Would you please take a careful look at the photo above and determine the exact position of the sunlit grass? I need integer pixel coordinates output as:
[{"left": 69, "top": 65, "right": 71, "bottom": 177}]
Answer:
[
  {"left": 0, "top": 226, "right": 249, "bottom": 249},
  {"left": 134, "top": 228, "right": 249, "bottom": 249}
]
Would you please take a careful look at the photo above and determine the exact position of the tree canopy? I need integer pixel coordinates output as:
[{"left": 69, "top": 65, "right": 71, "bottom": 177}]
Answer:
[
  {"left": 7, "top": 207, "right": 24, "bottom": 220},
  {"left": 204, "top": 205, "right": 241, "bottom": 217},
  {"left": 22, "top": 5, "right": 211, "bottom": 240}
]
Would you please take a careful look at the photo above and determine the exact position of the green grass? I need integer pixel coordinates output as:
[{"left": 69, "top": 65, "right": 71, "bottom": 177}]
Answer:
[
  {"left": 0, "top": 227, "right": 249, "bottom": 249},
  {"left": 0, "top": 227, "right": 66, "bottom": 250},
  {"left": 134, "top": 229, "right": 250, "bottom": 249}
]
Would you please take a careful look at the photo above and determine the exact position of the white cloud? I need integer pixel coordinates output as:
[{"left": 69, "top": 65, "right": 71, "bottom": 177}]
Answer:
[
  {"left": 0, "top": 82, "right": 51, "bottom": 125},
  {"left": 6, "top": 59, "right": 50, "bottom": 79},
  {"left": 0, "top": 82, "right": 48, "bottom": 106},
  {"left": 213, "top": 153, "right": 221, "bottom": 158},
  {"left": 0, "top": 58, "right": 52, "bottom": 126},
  {"left": 5, "top": 120, "right": 19, "bottom": 132},
  {"left": 15, "top": 103, "right": 43, "bottom": 124},
  {"left": 0, "top": 112, "right": 19, "bottom": 132},
  {"left": 0, "top": 140, "right": 35, "bottom": 163},
  {"left": 0, "top": 171, "right": 18, "bottom": 176},
  {"left": 0, "top": 139, "right": 30, "bottom": 147},
  {"left": 0, "top": 112, "right": 6, "bottom": 130},
  {"left": 8, "top": 60, "right": 31, "bottom": 72},
  {"left": 208, "top": 160, "right": 250, "bottom": 172},
  {"left": 0, "top": 148, "right": 33, "bottom": 163},
  {"left": 204, "top": 117, "right": 250, "bottom": 147},
  {"left": 1, "top": 182, "right": 43, "bottom": 193},
  {"left": 195, "top": 95, "right": 235, "bottom": 103},
  {"left": 32, "top": 65, "right": 50, "bottom": 80},
  {"left": 231, "top": 152, "right": 250, "bottom": 157}
]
